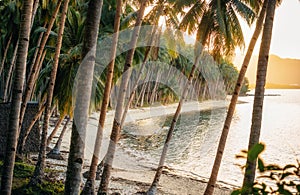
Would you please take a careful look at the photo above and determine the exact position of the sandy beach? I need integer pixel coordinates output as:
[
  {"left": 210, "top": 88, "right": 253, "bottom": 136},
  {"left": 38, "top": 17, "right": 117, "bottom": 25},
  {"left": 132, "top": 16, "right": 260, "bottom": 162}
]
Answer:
[{"left": 45, "top": 99, "right": 234, "bottom": 194}]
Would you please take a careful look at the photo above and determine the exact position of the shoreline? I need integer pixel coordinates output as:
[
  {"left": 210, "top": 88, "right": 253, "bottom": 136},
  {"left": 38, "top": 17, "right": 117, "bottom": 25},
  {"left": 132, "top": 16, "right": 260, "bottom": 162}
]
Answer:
[{"left": 45, "top": 99, "right": 237, "bottom": 194}]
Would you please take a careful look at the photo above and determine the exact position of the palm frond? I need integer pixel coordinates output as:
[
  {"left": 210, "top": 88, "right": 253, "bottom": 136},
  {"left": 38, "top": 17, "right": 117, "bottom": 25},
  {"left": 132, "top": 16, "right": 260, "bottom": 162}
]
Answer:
[
  {"left": 120, "top": 10, "right": 138, "bottom": 29},
  {"left": 212, "top": 0, "right": 227, "bottom": 39},
  {"left": 239, "top": 0, "right": 263, "bottom": 14},
  {"left": 164, "top": 6, "right": 180, "bottom": 28},
  {"left": 33, "top": 26, "right": 57, "bottom": 37},
  {"left": 179, "top": 0, "right": 207, "bottom": 34},
  {"left": 227, "top": 5, "right": 245, "bottom": 48},
  {"left": 231, "top": 0, "right": 256, "bottom": 25}
]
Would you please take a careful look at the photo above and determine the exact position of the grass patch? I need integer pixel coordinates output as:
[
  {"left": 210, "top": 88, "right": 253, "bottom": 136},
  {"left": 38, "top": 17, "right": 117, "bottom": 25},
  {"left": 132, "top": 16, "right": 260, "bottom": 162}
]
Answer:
[{"left": 0, "top": 160, "right": 64, "bottom": 194}]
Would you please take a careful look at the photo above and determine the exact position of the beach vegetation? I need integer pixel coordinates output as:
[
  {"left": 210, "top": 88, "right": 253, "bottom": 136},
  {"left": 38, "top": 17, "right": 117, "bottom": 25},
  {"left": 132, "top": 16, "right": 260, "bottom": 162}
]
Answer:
[{"left": 233, "top": 143, "right": 300, "bottom": 195}]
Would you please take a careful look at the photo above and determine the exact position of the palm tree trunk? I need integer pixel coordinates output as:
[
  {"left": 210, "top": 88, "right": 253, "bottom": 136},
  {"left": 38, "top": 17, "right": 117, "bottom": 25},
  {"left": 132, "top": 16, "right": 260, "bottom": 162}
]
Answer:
[
  {"left": 241, "top": 1, "right": 276, "bottom": 194},
  {"left": 30, "top": 49, "right": 47, "bottom": 100},
  {"left": 149, "top": 70, "right": 161, "bottom": 105},
  {"left": 146, "top": 50, "right": 202, "bottom": 195},
  {"left": 0, "top": 33, "right": 12, "bottom": 78},
  {"left": 47, "top": 115, "right": 66, "bottom": 146},
  {"left": 145, "top": 73, "right": 152, "bottom": 104},
  {"left": 0, "top": 0, "right": 33, "bottom": 194},
  {"left": 99, "top": 30, "right": 158, "bottom": 166},
  {"left": 64, "top": 0, "right": 103, "bottom": 194},
  {"left": 29, "top": 0, "right": 70, "bottom": 185},
  {"left": 3, "top": 42, "right": 18, "bottom": 102},
  {"left": 18, "top": 103, "right": 46, "bottom": 154},
  {"left": 47, "top": 117, "right": 71, "bottom": 159},
  {"left": 27, "top": 24, "right": 45, "bottom": 83},
  {"left": 98, "top": 1, "right": 148, "bottom": 194},
  {"left": 135, "top": 70, "right": 150, "bottom": 107},
  {"left": 81, "top": 1, "right": 122, "bottom": 194},
  {"left": 6, "top": 71, "right": 15, "bottom": 102},
  {"left": 203, "top": 1, "right": 268, "bottom": 193},
  {"left": 30, "top": 0, "right": 39, "bottom": 28},
  {"left": 139, "top": 77, "right": 148, "bottom": 107},
  {"left": 2, "top": 0, "right": 38, "bottom": 102},
  {"left": 19, "top": 0, "right": 63, "bottom": 131}
]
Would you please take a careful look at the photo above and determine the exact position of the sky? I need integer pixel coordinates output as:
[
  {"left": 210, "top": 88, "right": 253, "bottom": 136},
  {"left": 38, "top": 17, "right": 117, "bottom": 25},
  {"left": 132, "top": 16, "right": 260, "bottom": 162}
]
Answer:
[{"left": 236, "top": 0, "right": 300, "bottom": 60}]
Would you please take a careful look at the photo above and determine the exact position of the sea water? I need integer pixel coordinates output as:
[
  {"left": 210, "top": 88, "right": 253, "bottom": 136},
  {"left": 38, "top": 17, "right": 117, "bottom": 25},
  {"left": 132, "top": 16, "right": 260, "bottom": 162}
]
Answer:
[{"left": 121, "top": 89, "right": 300, "bottom": 187}]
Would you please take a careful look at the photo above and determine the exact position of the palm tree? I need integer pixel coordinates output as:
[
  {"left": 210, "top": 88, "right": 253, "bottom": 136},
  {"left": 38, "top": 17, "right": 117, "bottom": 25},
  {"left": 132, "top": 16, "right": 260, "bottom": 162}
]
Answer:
[
  {"left": 120, "top": 26, "right": 159, "bottom": 128},
  {"left": 98, "top": 0, "right": 148, "bottom": 193},
  {"left": 0, "top": 1, "right": 22, "bottom": 102},
  {"left": 29, "top": 0, "right": 70, "bottom": 185},
  {"left": 81, "top": 0, "right": 122, "bottom": 194},
  {"left": 204, "top": 0, "right": 267, "bottom": 194},
  {"left": 0, "top": 0, "right": 33, "bottom": 194},
  {"left": 121, "top": 0, "right": 181, "bottom": 129},
  {"left": 2, "top": 44, "right": 18, "bottom": 102},
  {"left": 147, "top": 0, "right": 258, "bottom": 194},
  {"left": 241, "top": 0, "right": 277, "bottom": 193},
  {"left": 0, "top": 34, "right": 12, "bottom": 79},
  {"left": 46, "top": 115, "right": 66, "bottom": 146},
  {"left": 19, "top": 0, "right": 63, "bottom": 130},
  {"left": 47, "top": 116, "right": 71, "bottom": 159},
  {"left": 64, "top": 0, "right": 103, "bottom": 194},
  {"left": 147, "top": 49, "right": 202, "bottom": 195}
]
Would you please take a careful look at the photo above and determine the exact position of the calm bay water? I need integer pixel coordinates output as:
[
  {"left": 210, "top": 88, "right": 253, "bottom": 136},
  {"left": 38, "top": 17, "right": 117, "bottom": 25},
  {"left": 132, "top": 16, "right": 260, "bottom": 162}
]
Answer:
[{"left": 121, "top": 89, "right": 300, "bottom": 187}]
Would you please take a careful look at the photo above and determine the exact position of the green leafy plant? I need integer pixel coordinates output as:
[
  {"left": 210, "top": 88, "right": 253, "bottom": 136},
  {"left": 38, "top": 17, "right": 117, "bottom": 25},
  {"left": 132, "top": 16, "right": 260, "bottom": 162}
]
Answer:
[{"left": 232, "top": 143, "right": 300, "bottom": 195}]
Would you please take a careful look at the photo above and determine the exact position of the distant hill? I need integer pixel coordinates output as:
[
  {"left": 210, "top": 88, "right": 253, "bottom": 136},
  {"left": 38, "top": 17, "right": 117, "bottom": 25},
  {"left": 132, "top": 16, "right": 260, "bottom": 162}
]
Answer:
[{"left": 234, "top": 54, "right": 300, "bottom": 89}]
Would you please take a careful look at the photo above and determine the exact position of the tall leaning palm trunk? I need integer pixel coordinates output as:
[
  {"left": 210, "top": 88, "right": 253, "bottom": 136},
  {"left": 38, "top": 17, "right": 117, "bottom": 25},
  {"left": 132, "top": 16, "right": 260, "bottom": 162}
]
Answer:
[
  {"left": 64, "top": 0, "right": 103, "bottom": 194},
  {"left": 146, "top": 44, "right": 202, "bottom": 195},
  {"left": 204, "top": 1, "right": 268, "bottom": 194},
  {"left": 98, "top": 1, "right": 148, "bottom": 194},
  {"left": 0, "top": 0, "right": 33, "bottom": 194},
  {"left": 0, "top": 34, "right": 12, "bottom": 79},
  {"left": 241, "top": 0, "right": 276, "bottom": 194},
  {"left": 29, "top": 0, "right": 70, "bottom": 185},
  {"left": 48, "top": 117, "right": 71, "bottom": 159},
  {"left": 120, "top": 24, "right": 160, "bottom": 128},
  {"left": 96, "top": 26, "right": 159, "bottom": 173},
  {"left": 47, "top": 114, "right": 66, "bottom": 146},
  {"left": 19, "top": 0, "right": 63, "bottom": 130},
  {"left": 81, "top": 0, "right": 122, "bottom": 194},
  {"left": 3, "top": 42, "right": 18, "bottom": 102}
]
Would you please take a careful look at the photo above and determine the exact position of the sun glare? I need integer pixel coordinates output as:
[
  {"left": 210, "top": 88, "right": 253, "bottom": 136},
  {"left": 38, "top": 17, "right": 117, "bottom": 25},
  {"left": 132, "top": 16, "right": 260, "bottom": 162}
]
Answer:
[{"left": 236, "top": 0, "right": 300, "bottom": 60}]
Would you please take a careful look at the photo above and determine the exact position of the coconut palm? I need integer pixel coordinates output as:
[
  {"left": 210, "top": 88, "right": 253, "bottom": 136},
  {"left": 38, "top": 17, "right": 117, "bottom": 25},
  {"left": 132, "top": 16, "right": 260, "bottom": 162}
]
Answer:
[
  {"left": 0, "top": 1, "right": 21, "bottom": 101},
  {"left": 38, "top": 5, "right": 85, "bottom": 149},
  {"left": 120, "top": 26, "right": 160, "bottom": 128},
  {"left": 64, "top": 0, "right": 103, "bottom": 193},
  {"left": 241, "top": 0, "right": 277, "bottom": 193},
  {"left": 46, "top": 115, "right": 65, "bottom": 146},
  {"left": 81, "top": 0, "right": 122, "bottom": 194},
  {"left": 19, "top": 0, "right": 63, "bottom": 130},
  {"left": 2, "top": 43, "right": 17, "bottom": 102},
  {"left": 29, "top": 0, "right": 70, "bottom": 185},
  {"left": 146, "top": 39, "right": 203, "bottom": 195},
  {"left": 204, "top": 1, "right": 267, "bottom": 194},
  {"left": 47, "top": 116, "right": 71, "bottom": 159},
  {"left": 147, "top": 0, "right": 257, "bottom": 193},
  {"left": 0, "top": 0, "right": 33, "bottom": 194},
  {"left": 0, "top": 34, "right": 12, "bottom": 80},
  {"left": 52, "top": 5, "right": 86, "bottom": 117},
  {"left": 120, "top": 0, "right": 181, "bottom": 129},
  {"left": 98, "top": 0, "right": 148, "bottom": 193}
]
